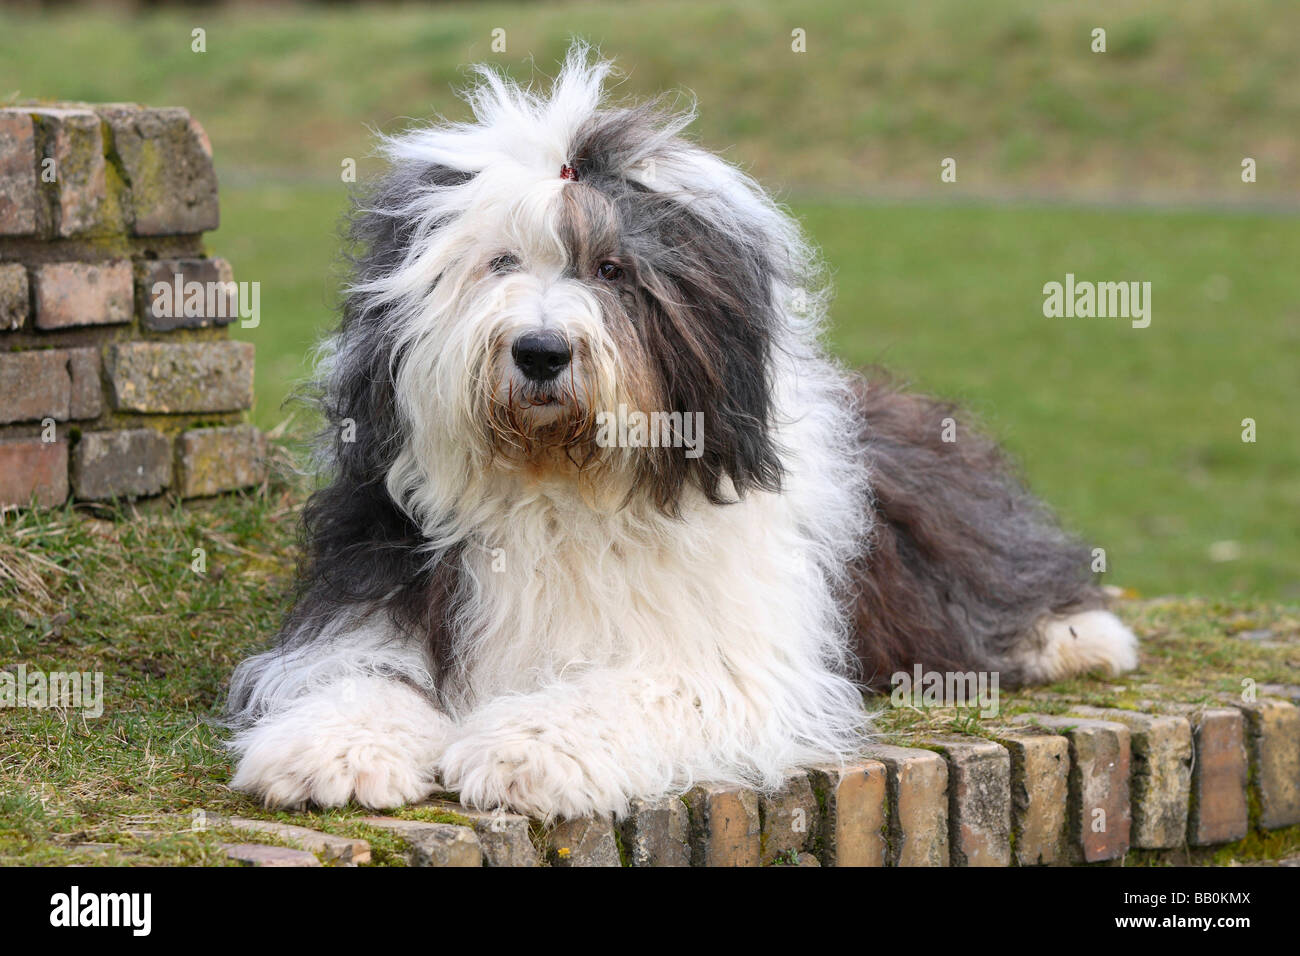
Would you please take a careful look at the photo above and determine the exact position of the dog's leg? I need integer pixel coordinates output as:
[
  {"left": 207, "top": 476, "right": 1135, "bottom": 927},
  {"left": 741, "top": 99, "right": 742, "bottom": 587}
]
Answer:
[
  {"left": 226, "top": 614, "right": 452, "bottom": 809},
  {"left": 438, "top": 657, "right": 867, "bottom": 820},
  {"left": 437, "top": 671, "right": 684, "bottom": 820},
  {"left": 1011, "top": 608, "right": 1139, "bottom": 683},
  {"left": 851, "top": 375, "right": 1140, "bottom": 687}
]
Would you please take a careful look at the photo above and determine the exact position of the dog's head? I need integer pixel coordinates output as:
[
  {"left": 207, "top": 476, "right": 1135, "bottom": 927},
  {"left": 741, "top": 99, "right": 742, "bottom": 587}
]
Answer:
[{"left": 327, "top": 44, "right": 822, "bottom": 536}]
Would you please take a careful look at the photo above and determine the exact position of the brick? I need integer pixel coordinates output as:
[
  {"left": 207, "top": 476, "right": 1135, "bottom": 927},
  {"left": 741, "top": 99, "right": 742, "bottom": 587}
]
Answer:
[
  {"left": 216, "top": 815, "right": 369, "bottom": 864},
  {"left": 222, "top": 843, "right": 321, "bottom": 867},
  {"left": 759, "top": 771, "right": 818, "bottom": 864},
  {"left": 620, "top": 795, "right": 690, "bottom": 867},
  {"left": 1070, "top": 707, "right": 1191, "bottom": 849},
  {"left": 1259, "top": 684, "right": 1300, "bottom": 705},
  {"left": 1236, "top": 698, "right": 1300, "bottom": 829},
  {"left": 927, "top": 738, "right": 1011, "bottom": 866},
  {"left": 136, "top": 258, "right": 237, "bottom": 330},
  {"left": 993, "top": 728, "right": 1069, "bottom": 865},
  {"left": 176, "top": 425, "right": 266, "bottom": 498},
  {"left": 0, "top": 350, "right": 71, "bottom": 424},
  {"left": 0, "top": 437, "right": 67, "bottom": 507},
  {"left": 33, "top": 260, "right": 132, "bottom": 329},
  {"left": 106, "top": 341, "right": 254, "bottom": 413},
  {"left": 1177, "top": 707, "right": 1249, "bottom": 845},
  {"left": 685, "top": 784, "right": 761, "bottom": 867},
  {"left": 29, "top": 107, "right": 107, "bottom": 237},
  {"left": 1018, "top": 716, "right": 1131, "bottom": 862},
  {"left": 547, "top": 815, "right": 621, "bottom": 867},
  {"left": 418, "top": 799, "right": 540, "bottom": 867},
  {"left": 864, "top": 745, "right": 949, "bottom": 866},
  {"left": 0, "top": 263, "right": 28, "bottom": 330},
  {"left": 0, "top": 110, "right": 37, "bottom": 235},
  {"left": 362, "top": 817, "right": 482, "bottom": 867},
  {"left": 71, "top": 429, "right": 171, "bottom": 500},
  {"left": 98, "top": 106, "right": 219, "bottom": 236},
  {"left": 67, "top": 347, "right": 103, "bottom": 420},
  {"left": 807, "top": 761, "right": 887, "bottom": 867}
]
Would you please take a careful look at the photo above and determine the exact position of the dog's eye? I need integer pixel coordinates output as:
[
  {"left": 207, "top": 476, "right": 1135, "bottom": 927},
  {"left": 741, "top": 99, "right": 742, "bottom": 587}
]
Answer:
[
  {"left": 489, "top": 253, "right": 520, "bottom": 273},
  {"left": 596, "top": 261, "right": 624, "bottom": 281}
]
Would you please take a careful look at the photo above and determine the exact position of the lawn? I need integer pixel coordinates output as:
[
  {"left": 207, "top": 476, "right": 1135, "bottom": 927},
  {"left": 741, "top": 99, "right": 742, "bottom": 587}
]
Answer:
[{"left": 1, "top": 0, "right": 1298, "bottom": 865}]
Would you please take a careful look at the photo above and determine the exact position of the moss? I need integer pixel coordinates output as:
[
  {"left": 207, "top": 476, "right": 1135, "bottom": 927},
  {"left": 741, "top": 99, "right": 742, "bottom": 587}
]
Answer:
[
  {"left": 386, "top": 805, "right": 474, "bottom": 828},
  {"left": 612, "top": 823, "right": 630, "bottom": 868}
]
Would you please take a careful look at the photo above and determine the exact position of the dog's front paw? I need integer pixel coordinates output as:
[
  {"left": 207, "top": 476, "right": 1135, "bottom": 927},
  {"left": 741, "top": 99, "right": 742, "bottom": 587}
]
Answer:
[
  {"left": 438, "top": 725, "right": 626, "bottom": 820},
  {"left": 228, "top": 679, "right": 449, "bottom": 809}
]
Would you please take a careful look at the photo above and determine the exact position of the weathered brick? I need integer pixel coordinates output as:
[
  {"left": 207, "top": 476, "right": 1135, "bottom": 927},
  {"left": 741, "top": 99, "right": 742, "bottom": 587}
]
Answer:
[
  {"left": 29, "top": 107, "right": 107, "bottom": 237},
  {"left": 215, "top": 815, "right": 369, "bottom": 864},
  {"left": 685, "top": 784, "right": 761, "bottom": 867},
  {"left": 0, "top": 437, "right": 67, "bottom": 507},
  {"left": 33, "top": 260, "right": 132, "bottom": 329},
  {"left": 106, "top": 341, "right": 254, "bottom": 413},
  {"left": 177, "top": 425, "right": 266, "bottom": 498},
  {"left": 547, "top": 815, "right": 621, "bottom": 867},
  {"left": 1070, "top": 707, "right": 1191, "bottom": 849},
  {"left": 864, "top": 745, "right": 949, "bottom": 866},
  {"left": 1236, "top": 698, "right": 1300, "bottom": 829},
  {"left": 1018, "top": 716, "right": 1131, "bottom": 862},
  {"left": 417, "top": 799, "right": 540, "bottom": 867},
  {"left": 807, "top": 761, "right": 887, "bottom": 867},
  {"left": 222, "top": 843, "right": 321, "bottom": 867},
  {"left": 927, "top": 737, "right": 1011, "bottom": 866},
  {"left": 71, "top": 429, "right": 171, "bottom": 500},
  {"left": 759, "top": 771, "right": 818, "bottom": 864},
  {"left": 1175, "top": 706, "right": 1250, "bottom": 846},
  {"left": 620, "top": 795, "right": 690, "bottom": 867},
  {"left": 0, "top": 350, "right": 71, "bottom": 424},
  {"left": 0, "top": 110, "right": 38, "bottom": 235},
  {"left": 98, "top": 106, "right": 219, "bottom": 236},
  {"left": 66, "top": 347, "right": 103, "bottom": 420},
  {"left": 0, "top": 263, "right": 28, "bottom": 330},
  {"left": 362, "top": 817, "right": 482, "bottom": 867},
  {"left": 993, "top": 728, "right": 1069, "bottom": 866},
  {"left": 136, "top": 257, "right": 237, "bottom": 330}
]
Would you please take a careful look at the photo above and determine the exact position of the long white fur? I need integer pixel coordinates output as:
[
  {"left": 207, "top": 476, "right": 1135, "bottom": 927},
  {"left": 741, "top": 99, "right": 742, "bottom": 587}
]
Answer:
[{"left": 227, "top": 45, "right": 1135, "bottom": 819}]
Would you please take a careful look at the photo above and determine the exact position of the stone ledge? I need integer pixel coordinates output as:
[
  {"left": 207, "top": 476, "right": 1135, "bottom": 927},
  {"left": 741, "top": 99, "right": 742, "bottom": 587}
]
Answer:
[{"left": 117, "top": 695, "right": 1300, "bottom": 867}]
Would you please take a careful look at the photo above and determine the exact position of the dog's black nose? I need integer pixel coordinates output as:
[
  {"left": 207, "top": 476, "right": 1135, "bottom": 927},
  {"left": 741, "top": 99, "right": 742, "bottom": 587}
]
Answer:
[{"left": 512, "top": 331, "right": 572, "bottom": 382}]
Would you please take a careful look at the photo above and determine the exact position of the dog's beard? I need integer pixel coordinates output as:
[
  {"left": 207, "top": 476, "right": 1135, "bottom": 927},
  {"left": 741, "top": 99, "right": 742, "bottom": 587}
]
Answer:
[{"left": 483, "top": 343, "right": 600, "bottom": 468}]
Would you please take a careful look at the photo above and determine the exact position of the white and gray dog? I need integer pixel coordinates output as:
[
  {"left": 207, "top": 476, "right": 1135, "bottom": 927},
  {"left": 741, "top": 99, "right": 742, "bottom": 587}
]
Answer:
[{"left": 227, "top": 46, "right": 1137, "bottom": 819}]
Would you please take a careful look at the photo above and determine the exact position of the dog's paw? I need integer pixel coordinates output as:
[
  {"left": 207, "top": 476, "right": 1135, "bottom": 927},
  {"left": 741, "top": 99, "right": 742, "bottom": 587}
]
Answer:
[
  {"left": 1020, "top": 608, "right": 1140, "bottom": 682},
  {"left": 228, "top": 678, "right": 449, "bottom": 809},
  {"left": 438, "top": 724, "right": 626, "bottom": 820}
]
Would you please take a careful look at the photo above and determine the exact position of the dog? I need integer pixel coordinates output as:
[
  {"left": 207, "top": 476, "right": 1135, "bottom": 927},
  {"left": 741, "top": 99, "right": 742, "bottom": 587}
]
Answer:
[{"left": 226, "top": 45, "right": 1137, "bottom": 820}]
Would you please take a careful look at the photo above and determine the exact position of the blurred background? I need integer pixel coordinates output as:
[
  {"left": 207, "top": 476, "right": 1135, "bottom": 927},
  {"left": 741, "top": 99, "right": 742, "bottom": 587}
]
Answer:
[{"left": 2, "top": 0, "right": 1296, "bottom": 599}]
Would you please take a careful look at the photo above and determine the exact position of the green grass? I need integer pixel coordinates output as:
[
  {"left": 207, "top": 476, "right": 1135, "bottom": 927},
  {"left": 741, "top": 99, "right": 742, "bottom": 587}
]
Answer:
[
  {"left": 4, "top": 0, "right": 1297, "bottom": 199},
  {"left": 2, "top": 0, "right": 1299, "bottom": 864}
]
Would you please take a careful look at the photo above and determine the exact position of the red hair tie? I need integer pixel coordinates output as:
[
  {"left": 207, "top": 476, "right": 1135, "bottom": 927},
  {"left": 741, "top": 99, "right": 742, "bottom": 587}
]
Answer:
[{"left": 560, "top": 163, "right": 578, "bottom": 181}]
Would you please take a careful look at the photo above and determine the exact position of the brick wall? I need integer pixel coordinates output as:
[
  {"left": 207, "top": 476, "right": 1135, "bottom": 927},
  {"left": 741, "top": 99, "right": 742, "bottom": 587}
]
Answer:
[{"left": 0, "top": 102, "right": 265, "bottom": 508}]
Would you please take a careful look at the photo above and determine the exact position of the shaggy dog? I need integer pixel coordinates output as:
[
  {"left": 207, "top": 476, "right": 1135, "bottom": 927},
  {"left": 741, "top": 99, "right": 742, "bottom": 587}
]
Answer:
[{"left": 226, "top": 46, "right": 1137, "bottom": 819}]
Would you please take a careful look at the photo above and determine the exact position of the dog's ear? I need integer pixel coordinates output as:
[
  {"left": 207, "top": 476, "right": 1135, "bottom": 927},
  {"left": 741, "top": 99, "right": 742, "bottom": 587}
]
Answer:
[
  {"left": 288, "top": 162, "right": 474, "bottom": 644},
  {"left": 328, "top": 162, "right": 474, "bottom": 484},
  {"left": 623, "top": 188, "right": 785, "bottom": 511}
]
